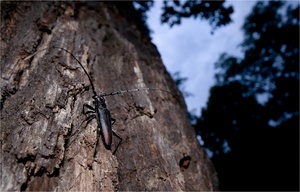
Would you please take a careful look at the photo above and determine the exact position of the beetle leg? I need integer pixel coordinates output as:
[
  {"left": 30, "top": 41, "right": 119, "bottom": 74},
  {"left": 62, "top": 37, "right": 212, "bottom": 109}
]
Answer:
[
  {"left": 83, "top": 110, "right": 95, "bottom": 115},
  {"left": 84, "top": 114, "right": 96, "bottom": 126},
  {"left": 66, "top": 114, "right": 96, "bottom": 148},
  {"left": 74, "top": 114, "right": 96, "bottom": 136},
  {"left": 83, "top": 103, "right": 95, "bottom": 114},
  {"left": 112, "top": 130, "right": 122, "bottom": 155},
  {"left": 111, "top": 117, "right": 116, "bottom": 125}
]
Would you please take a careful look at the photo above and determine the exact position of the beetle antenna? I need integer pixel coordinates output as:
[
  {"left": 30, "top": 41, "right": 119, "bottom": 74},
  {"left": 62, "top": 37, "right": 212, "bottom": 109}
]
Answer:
[
  {"left": 24, "top": 46, "right": 97, "bottom": 96},
  {"left": 100, "top": 87, "right": 180, "bottom": 102},
  {"left": 53, "top": 47, "right": 97, "bottom": 96},
  {"left": 24, "top": 47, "right": 180, "bottom": 102}
]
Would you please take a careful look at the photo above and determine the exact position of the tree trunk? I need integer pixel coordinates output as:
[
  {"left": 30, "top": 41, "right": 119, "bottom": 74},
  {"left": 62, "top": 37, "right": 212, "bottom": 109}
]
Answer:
[{"left": 1, "top": 2, "right": 218, "bottom": 191}]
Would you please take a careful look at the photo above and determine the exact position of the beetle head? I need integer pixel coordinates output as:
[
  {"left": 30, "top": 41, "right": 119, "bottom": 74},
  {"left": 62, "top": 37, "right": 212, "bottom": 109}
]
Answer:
[{"left": 93, "top": 95, "right": 106, "bottom": 108}]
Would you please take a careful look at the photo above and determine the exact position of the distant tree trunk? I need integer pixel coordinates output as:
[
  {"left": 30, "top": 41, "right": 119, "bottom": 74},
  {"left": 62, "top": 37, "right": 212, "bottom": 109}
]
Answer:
[{"left": 1, "top": 2, "right": 218, "bottom": 191}]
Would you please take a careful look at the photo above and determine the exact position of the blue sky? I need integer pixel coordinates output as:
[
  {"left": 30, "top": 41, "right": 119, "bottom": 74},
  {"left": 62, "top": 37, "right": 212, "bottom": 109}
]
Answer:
[{"left": 147, "top": 0, "right": 258, "bottom": 116}]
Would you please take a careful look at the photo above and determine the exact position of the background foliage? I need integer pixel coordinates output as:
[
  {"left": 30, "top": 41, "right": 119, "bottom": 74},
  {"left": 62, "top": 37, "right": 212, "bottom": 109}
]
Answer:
[{"left": 194, "top": 1, "right": 299, "bottom": 190}]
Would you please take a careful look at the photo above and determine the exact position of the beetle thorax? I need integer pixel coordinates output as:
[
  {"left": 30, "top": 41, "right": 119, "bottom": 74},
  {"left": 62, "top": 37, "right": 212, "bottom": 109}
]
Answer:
[{"left": 93, "top": 95, "right": 106, "bottom": 108}]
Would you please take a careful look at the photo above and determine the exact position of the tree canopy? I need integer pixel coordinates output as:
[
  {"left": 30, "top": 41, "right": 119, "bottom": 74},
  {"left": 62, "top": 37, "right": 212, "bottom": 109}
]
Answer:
[
  {"left": 160, "top": 0, "right": 233, "bottom": 29},
  {"left": 132, "top": 0, "right": 233, "bottom": 34},
  {"left": 195, "top": 1, "right": 299, "bottom": 190}
]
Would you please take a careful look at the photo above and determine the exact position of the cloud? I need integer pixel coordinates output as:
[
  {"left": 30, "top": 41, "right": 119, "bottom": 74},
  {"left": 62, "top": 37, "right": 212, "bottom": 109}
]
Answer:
[{"left": 147, "top": 0, "right": 257, "bottom": 116}]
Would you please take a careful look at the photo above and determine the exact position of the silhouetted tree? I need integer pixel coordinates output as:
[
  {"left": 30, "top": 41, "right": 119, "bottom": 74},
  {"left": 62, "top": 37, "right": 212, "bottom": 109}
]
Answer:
[
  {"left": 195, "top": 1, "right": 299, "bottom": 191},
  {"left": 132, "top": 0, "right": 234, "bottom": 34},
  {"left": 161, "top": 0, "right": 233, "bottom": 30}
]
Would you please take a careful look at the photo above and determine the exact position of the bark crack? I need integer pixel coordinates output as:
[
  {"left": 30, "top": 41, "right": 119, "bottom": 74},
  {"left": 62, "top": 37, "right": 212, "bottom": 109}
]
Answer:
[{"left": 0, "top": 86, "right": 17, "bottom": 110}]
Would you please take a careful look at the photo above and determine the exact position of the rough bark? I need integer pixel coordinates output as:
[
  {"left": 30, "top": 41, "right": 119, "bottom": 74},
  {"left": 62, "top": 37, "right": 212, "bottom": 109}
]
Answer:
[{"left": 1, "top": 2, "right": 218, "bottom": 191}]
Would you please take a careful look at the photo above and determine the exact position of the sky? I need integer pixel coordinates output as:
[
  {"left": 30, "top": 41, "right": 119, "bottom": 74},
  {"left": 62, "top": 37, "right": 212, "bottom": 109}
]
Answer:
[{"left": 146, "top": 0, "right": 258, "bottom": 116}]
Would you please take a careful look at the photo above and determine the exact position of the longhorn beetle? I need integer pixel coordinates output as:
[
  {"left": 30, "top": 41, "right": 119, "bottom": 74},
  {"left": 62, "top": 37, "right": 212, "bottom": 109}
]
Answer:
[{"left": 25, "top": 46, "right": 177, "bottom": 155}]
